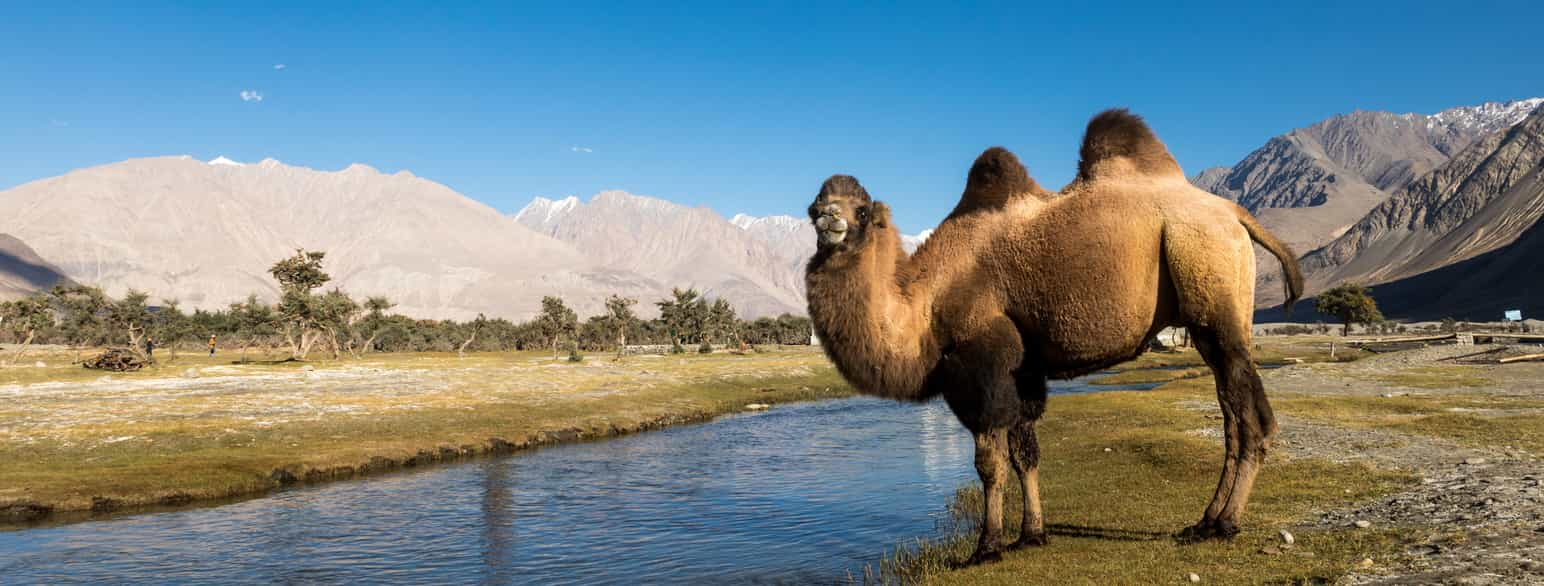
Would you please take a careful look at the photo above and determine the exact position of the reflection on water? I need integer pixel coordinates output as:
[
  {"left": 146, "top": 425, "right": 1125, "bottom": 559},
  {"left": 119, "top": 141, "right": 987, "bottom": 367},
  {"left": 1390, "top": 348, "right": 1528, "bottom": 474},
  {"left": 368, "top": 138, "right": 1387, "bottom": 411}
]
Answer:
[{"left": 0, "top": 376, "right": 1156, "bottom": 585}]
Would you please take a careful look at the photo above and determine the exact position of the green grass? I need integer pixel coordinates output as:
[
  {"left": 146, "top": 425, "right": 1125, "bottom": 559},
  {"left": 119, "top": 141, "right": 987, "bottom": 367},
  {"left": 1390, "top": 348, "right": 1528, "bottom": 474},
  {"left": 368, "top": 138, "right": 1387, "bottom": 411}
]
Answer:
[{"left": 873, "top": 378, "right": 1414, "bottom": 584}]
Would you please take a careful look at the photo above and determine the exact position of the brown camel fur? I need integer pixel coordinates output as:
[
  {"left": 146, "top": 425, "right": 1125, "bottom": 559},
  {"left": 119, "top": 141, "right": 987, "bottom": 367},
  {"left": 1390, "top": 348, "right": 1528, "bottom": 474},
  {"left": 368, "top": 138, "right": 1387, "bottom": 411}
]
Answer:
[{"left": 804, "top": 109, "right": 1304, "bottom": 565}]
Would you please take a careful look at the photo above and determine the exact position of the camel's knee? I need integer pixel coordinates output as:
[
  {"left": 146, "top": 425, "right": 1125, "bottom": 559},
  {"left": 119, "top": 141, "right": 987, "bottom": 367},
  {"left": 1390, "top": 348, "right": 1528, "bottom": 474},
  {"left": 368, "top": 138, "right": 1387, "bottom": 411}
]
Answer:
[{"left": 1008, "top": 419, "right": 1042, "bottom": 469}]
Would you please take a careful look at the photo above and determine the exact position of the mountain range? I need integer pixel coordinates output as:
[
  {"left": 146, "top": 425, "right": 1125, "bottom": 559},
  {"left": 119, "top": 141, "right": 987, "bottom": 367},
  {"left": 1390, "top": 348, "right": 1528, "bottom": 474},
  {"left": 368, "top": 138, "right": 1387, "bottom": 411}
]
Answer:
[
  {"left": 0, "top": 156, "right": 929, "bottom": 320},
  {"left": 1195, "top": 98, "right": 1543, "bottom": 320},
  {"left": 2, "top": 97, "right": 1536, "bottom": 322}
]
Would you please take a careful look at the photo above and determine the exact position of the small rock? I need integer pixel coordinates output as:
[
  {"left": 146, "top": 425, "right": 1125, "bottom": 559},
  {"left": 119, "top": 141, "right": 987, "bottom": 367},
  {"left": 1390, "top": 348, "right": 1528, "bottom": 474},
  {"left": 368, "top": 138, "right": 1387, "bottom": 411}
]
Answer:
[
  {"left": 1278, "top": 529, "right": 1295, "bottom": 545},
  {"left": 1380, "top": 392, "right": 1395, "bottom": 398},
  {"left": 1358, "top": 558, "right": 1374, "bottom": 568},
  {"left": 181, "top": 368, "right": 200, "bottom": 379},
  {"left": 744, "top": 403, "right": 769, "bottom": 411},
  {"left": 1464, "top": 457, "right": 1487, "bottom": 465},
  {"left": 33, "top": 361, "right": 46, "bottom": 368},
  {"left": 301, "top": 364, "right": 315, "bottom": 372},
  {"left": 1354, "top": 520, "right": 1372, "bottom": 529},
  {"left": 1259, "top": 546, "right": 1281, "bottom": 555},
  {"left": 1103, "top": 447, "right": 1113, "bottom": 452},
  {"left": 1187, "top": 573, "right": 1200, "bottom": 583}
]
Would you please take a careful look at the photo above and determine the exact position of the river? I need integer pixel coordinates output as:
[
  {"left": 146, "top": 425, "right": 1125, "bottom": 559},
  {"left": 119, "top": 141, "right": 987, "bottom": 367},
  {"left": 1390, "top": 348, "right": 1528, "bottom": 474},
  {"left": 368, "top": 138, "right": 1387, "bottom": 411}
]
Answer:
[{"left": 0, "top": 376, "right": 1160, "bottom": 584}]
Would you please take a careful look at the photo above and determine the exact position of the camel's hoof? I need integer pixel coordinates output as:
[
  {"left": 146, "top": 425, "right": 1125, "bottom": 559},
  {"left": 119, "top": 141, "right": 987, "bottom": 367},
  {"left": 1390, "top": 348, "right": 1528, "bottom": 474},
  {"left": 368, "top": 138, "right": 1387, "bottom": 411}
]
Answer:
[
  {"left": 1175, "top": 520, "right": 1240, "bottom": 543},
  {"left": 1008, "top": 531, "right": 1049, "bottom": 550}
]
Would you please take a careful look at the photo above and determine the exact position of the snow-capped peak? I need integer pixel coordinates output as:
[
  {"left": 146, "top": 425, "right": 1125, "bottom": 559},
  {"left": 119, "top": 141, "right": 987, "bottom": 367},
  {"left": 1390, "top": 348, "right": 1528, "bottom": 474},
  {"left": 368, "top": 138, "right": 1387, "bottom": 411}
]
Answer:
[
  {"left": 515, "top": 195, "right": 580, "bottom": 225},
  {"left": 207, "top": 155, "right": 245, "bottom": 167},
  {"left": 729, "top": 213, "right": 806, "bottom": 232},
  {"left": 1426, "top": 97, "right": 1544, "bottom": 134}
]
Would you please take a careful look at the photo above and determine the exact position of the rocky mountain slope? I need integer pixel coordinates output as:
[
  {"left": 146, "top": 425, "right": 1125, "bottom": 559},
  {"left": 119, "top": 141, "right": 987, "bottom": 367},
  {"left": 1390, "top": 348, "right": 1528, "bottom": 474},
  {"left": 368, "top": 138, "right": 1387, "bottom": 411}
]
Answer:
[
  {"left": 0, "top": 234, "right": 71, "bottom": 300},
  {"left": 1194, "top": 98, "right": 1542, "bottom": 307},
  {"left": 515, "top": 192, "right": 810, "bottom": 318},
  {"left": 1299, "top": 105, "right": 1544, "bottom": 298},
  {"left": 0, "top": 156, "right": 647, "bottom": 320}
]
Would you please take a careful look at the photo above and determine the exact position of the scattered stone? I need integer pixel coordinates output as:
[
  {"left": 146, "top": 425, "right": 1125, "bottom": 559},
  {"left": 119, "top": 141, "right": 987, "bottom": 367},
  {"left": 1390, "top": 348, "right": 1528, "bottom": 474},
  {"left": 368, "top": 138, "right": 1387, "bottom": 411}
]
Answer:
[
  {"left": 1359, "top": 557, "right": 1375, "bottom": 568},
  {"left": 181, "top": 367, "right": 200, "bottom": 379},
  {"left": 33, "top": 361, "right": 46, "bottom": 368},
  {"left": 744, "top": 403, "right": 770, "bottom": 411},
  {"left": 1187, "top": 572, "right": 1201, "bottom": 583},
  {"left": 1103, "top": 447, "right": 1114, "bottom": 452},
  {"left": 1354, "top": 520, "right": 1372, "bottom": 528},
  {"left": 1259, "top": 546, "right": 1282, "bottom": 555},
  {"left": 269, "top": 468, "right": 298, "bottom": 485},
  {"left": 1464, "top": 457, "right": 1488, "bottom": 466},
  {"left": 1278, "top": 529, "right": 1295, "bottom": 545},
  {"left": 301, "top": 364, "right": 315, "bottom": 372}
]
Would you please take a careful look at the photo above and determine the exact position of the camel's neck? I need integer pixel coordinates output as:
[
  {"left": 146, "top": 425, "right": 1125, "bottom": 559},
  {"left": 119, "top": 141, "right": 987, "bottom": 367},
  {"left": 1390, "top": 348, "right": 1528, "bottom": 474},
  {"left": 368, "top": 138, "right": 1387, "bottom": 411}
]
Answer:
[{"left": 805, "top": 223, "right": 939, "bottom": 400}]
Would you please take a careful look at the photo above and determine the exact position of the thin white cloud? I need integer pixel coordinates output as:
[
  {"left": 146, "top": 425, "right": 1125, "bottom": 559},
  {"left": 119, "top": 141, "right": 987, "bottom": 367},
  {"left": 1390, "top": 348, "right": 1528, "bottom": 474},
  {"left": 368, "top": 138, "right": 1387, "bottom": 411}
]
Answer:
[
  {"left": 273, "top": 64, "right": 286, "bottom": 70},
  {"left": 240, "top": 90, "right": 264, "bottom": 102},
  {"left": 49, "top": 119, "right": 69, "bottom": 128},
  {"left": 570, "top": 146, "right": 594, "bottom": 153}
]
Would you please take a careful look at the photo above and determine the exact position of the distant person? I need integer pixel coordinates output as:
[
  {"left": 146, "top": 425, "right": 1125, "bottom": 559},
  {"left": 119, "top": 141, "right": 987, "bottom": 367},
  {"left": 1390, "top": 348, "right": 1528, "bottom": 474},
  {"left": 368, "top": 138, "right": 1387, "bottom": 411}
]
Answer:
[
  {"left": 144, "top": 337, "right": 155, "bottom": 360},
  {"left": 208, "top": 335, "right": 217, "bottom": 357}
]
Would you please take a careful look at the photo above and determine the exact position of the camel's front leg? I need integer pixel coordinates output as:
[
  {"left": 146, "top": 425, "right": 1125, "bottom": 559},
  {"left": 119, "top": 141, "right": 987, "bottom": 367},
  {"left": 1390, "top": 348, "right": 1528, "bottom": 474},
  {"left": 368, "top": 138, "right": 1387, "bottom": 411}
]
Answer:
[{"left": 966, "top": 428, "right": 1011, "bottom": 565}]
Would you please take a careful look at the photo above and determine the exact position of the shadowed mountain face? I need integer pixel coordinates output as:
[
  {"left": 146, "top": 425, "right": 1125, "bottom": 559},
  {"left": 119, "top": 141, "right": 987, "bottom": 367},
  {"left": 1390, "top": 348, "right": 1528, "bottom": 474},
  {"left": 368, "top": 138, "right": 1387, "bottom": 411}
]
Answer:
[
  {"left": 1255, "top": 215, "right": 1542, "bottom": 322},
  {"left": 0, "top": 234, "right": 71, "bottom": 300}
]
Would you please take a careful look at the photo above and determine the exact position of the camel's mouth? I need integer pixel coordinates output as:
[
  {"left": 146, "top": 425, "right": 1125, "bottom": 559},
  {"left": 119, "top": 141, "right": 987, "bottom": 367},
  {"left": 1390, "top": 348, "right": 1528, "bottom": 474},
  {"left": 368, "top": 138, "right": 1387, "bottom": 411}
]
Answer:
[{"left": 814, "top": 204, "right": 849, "bottom": 247}]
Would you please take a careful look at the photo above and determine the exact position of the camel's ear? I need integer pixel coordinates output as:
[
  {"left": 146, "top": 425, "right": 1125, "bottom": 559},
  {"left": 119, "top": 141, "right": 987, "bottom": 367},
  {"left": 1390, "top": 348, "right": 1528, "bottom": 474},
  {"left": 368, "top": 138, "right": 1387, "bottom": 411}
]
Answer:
[{"left": 868, "top": 201, "right": 891, "bottom": 227}]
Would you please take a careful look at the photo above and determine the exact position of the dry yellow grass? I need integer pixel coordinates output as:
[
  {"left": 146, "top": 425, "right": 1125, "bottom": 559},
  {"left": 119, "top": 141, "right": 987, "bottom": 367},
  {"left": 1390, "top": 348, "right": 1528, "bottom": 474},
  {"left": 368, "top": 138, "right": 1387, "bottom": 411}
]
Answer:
[{"left": 0, "top": 347, "right": 850, "bottom": 519}]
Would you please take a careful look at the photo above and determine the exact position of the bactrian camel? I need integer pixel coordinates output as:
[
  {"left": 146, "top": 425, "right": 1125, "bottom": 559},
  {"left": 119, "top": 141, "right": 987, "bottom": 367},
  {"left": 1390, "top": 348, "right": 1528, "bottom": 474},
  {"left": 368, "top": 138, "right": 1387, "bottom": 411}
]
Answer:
[{"left": 804, "top": 110, "right": 1304, "bottom": 564}]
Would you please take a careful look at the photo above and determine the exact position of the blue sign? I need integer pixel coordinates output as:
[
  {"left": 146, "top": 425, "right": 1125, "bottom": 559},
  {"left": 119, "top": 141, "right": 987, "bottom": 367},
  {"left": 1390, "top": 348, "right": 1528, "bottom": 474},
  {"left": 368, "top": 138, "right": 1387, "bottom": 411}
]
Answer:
[{"left": 1504, "top": 309, "right": 1523, "bottom": 321}]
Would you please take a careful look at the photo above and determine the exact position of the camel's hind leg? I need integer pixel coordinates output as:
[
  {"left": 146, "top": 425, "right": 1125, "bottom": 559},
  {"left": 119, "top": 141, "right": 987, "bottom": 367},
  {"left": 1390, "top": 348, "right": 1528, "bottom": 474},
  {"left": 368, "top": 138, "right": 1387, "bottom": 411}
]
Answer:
[
  {"left": 1164, "top": 217, "right": 1275, "bottom": 541},
  {"left": 1007, "top": 375, "right": 1049, "bottom": 549},
  {"left": 1182, "top": 323, "right": 1276, "bottom": 540}
]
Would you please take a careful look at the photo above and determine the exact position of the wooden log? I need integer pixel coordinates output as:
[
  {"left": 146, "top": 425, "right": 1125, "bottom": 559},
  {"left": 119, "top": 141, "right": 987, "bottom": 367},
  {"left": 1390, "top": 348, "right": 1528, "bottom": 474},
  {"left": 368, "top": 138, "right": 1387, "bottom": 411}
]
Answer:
[
  {"left": 1349, "top": 333, "right": 1457, "bottom": 344},
  {"left": 1499, "top": 353, "right": 1544, "bottom": 364},
  {"left": 1488, "top": 334, "right": 1544, "bottom": 344}
]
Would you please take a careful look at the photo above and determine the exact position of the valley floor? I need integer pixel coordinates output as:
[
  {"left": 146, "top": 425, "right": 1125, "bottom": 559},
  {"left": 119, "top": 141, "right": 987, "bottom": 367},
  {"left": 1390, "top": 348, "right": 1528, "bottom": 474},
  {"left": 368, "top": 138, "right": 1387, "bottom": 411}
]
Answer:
[
  {"left": 886, "top": 338, "right": 1544, "bottom": 585},
  {"left": 0, "top": 346, "right": 851, "bottom": 523}
]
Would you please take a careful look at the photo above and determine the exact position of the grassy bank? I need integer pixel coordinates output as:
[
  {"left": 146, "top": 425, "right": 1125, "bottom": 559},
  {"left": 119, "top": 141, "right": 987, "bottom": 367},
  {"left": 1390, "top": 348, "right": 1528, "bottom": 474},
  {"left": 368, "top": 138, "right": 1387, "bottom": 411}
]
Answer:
[
  {"left": 875, "top": 376, "right": 1414, "bottom": 584},
  {"left": 0, "top": 347, "right": 851, "bottom": 523},
  {"left": 876, "top": 337, "right": 1445, "bottom": 585}
]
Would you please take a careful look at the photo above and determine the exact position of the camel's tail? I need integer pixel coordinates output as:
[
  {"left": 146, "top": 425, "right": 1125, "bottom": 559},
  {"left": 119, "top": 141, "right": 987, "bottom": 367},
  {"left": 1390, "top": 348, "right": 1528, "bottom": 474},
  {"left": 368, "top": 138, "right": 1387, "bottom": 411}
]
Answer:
[
  {"left": 1076, "top": 109, "right": 1184, "bottom": 182},
  {"left": 1234, "top": 206, "right": 1304, "bottom": 318}
]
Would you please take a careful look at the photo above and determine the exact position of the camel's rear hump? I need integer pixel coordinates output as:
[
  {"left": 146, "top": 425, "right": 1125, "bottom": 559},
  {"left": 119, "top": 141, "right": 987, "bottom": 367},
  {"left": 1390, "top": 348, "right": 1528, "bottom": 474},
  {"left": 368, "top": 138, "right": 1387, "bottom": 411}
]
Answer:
[{"left": 1076, "top": 109, "right": 1184, "bottom": 182}]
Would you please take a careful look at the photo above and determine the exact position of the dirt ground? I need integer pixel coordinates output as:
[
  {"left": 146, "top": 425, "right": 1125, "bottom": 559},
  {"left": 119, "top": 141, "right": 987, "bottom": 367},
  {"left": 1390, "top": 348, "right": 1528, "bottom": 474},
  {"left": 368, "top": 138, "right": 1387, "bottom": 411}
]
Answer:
[{"left": 1260, "top": 345, "right": 1544, "bottom": 585}]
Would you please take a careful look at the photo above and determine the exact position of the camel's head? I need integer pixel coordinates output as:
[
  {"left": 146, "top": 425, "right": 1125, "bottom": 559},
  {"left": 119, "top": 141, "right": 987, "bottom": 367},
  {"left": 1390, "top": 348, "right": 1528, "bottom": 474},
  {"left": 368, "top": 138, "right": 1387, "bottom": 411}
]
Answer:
[{"left": 810, "top": 175, "right": 886, "bottom": 249}]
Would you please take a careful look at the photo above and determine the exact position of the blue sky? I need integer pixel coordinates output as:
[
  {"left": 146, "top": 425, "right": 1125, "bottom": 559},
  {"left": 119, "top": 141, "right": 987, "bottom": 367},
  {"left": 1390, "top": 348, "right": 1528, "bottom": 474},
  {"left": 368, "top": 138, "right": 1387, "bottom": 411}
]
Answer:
[{"left": 3, "top": 1, "right": 1540, "bottom": 234}]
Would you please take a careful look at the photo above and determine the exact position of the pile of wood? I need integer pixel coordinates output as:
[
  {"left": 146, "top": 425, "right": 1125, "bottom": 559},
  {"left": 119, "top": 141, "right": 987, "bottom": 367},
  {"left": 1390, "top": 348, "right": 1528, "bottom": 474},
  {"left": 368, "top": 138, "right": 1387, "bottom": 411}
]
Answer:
[{"left": 83, "top": 348, "right": 147, "bottom": 372}]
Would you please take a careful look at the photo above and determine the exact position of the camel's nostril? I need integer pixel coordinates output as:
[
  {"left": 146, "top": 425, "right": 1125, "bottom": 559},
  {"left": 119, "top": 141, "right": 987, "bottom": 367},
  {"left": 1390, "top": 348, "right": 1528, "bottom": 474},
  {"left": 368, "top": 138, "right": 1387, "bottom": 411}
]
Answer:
[{"left": 815, "top": 216, "right": 831, "bottom": 230}]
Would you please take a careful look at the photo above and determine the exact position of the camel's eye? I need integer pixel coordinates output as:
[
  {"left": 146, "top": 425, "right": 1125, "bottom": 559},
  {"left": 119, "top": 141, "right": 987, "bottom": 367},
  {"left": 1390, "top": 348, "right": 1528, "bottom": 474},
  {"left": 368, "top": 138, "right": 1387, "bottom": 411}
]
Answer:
[{"left": 857, "top": 205, "right": 870, "bottom": 224}]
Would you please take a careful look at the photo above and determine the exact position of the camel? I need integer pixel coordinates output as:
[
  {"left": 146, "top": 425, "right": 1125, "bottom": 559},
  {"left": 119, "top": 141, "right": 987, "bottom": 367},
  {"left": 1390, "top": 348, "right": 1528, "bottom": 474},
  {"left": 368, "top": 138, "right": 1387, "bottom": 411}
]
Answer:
[{"left": 804, "top": 109, "right": 1304, "bottom": 564}]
